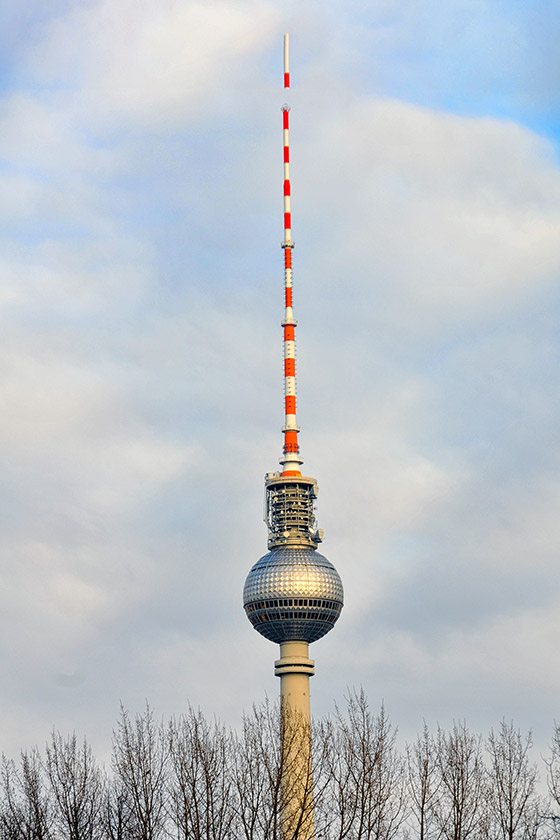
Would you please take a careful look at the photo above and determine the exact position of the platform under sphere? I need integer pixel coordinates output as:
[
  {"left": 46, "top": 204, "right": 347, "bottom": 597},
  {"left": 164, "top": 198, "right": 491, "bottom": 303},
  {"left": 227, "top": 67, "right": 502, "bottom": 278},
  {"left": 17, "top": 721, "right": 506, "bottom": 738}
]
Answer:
[{"left": 243, "top": 546, "right": 344, "bottom": 643}]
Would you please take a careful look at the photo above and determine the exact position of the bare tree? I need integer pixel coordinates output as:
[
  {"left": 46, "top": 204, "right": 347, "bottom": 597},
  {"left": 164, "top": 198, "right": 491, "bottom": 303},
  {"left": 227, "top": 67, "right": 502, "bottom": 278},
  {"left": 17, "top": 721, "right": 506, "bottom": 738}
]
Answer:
[
  {"left": 168, "top": 705, "right": 236, "bottom": 840},
  {"left": 233, "top": 700, "right": 283, "bottom": 840},
  {"left": 314, "top": 711, "right": 355, "bottom": 840},
  {"left": 406, "top": 724, "right": 442, "bottom": 840},
  {"left": 434, "top": 722, "right": 485, "bottom": 840},
  {"left": 543, "top": 723, "right": 560, "bottom": 840},
  {"left": 318, "top": 691, "right": 407, "bottom": 840},
  {"left": 101, "top": 773, "right": 136, "bottom": 840},
  {"left": 45, "top": 732, "right": 103, "bottom": 840},
  {"left": 279, "top": 705, "right": 317, "bottom": 840},
  {"left": 7, "top": 693, "right": 560, "bottom": 840},
  {"left": 549, "top": 726, "right": 560, "bottom": 809},
  {"left": 0, "top": 749, "right": 52, "bottom": 840},
  {"left": 111, "top": 704, "right": 169, "bottom": 840},
  {"left": 231, "top": 699, "right": 322, "bottom": 840},
  {"left": 486, "top": 721, "right": 541, "bottom": 840}
]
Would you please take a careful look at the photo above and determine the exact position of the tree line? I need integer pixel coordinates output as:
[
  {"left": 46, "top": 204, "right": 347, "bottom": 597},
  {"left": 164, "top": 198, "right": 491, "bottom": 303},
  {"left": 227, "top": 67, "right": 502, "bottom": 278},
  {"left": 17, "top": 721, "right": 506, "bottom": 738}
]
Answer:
[{"left": 2, "top": 691, "right": 560, "bottom": 840}]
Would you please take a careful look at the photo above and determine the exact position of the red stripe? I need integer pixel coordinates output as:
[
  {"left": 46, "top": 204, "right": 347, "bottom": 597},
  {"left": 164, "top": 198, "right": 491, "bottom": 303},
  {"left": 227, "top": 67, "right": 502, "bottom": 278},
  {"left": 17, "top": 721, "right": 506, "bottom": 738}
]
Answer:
[
  {"left": 285, "top": 249, "right": 292, "bottom": 268},
  {"left": 284, "top": 212, "right": 291, "bottom": 229},
  {"left": 284, "top": 325, "right": 295, "bottom": 341},
  {"left": 284, "top": 146, "right": 289, "bottom": 163},
  {"left": 285, "top": 287, "right": 292, "bottom": 307},
  {"left": 282, "top": 470, "right": 301, "bottom": 477},
  {"left": 283, "top": 110, "right": 289, "bottom": 129},
  {"left": 285, "top": 358, "right": 295, "bottom": 376},
  {"left": 285, "top": 395, "right": 296, "bottom": 413},
  {"left": 284, "top": 429, "right": 298, "bottom": 447},
  {"left": 284, "top": 72, "right": 290, "bottom": 88},
  {"left": 283, "top": 179, "right": 291, "bottom": 196}
]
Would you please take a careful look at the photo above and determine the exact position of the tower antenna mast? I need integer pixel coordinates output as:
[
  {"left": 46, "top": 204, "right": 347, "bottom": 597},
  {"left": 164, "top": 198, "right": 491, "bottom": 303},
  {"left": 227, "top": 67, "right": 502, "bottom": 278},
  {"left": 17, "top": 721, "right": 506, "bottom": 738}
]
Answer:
[{"left": 280, "top": 33, "right": 303, "bottom": 478}]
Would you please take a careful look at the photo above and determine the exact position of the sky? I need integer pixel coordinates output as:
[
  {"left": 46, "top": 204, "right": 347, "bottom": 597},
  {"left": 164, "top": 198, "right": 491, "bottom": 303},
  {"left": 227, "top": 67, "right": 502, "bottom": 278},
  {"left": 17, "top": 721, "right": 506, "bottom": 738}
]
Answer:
[{"left": 2, "top": 0, "right": 560, "bottom": 766}]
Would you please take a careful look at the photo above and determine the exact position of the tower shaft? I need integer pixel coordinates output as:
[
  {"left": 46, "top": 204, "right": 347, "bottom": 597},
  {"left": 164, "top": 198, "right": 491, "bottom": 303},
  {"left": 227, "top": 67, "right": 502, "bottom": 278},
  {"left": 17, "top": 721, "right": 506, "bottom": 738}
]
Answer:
[
  {"left": 276, "top": 641, "right": 315, "bottom": 840},
  {"left": 275, "top": 640, "right": 314, "bottom": 719}
]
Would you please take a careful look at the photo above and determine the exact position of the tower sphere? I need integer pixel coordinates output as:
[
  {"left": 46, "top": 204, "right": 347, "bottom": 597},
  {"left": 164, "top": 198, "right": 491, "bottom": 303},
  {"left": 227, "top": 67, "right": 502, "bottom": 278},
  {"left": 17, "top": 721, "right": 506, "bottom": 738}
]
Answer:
[{"left": 243, "top": 546, "right": 344, "bottom": 643}]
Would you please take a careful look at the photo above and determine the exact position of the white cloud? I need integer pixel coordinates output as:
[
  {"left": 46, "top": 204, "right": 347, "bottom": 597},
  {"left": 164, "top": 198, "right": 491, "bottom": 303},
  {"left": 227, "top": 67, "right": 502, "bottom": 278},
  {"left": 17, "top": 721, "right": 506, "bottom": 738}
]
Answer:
[
  {"left": 0, "top": 0, "right": 559, "bottom": 762},
  {"left": 28, "top": 0, "right": 279, "bottom": 126},
  {"left": 295, "top": 95, "right": 560, "bottom": 325}
]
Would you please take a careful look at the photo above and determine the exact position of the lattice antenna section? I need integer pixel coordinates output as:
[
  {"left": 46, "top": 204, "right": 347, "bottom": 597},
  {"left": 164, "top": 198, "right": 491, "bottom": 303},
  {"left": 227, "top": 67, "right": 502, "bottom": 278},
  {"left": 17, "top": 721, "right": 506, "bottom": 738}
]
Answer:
[{"left": 265, "top": 473, "right": 323, "bottom": 549}]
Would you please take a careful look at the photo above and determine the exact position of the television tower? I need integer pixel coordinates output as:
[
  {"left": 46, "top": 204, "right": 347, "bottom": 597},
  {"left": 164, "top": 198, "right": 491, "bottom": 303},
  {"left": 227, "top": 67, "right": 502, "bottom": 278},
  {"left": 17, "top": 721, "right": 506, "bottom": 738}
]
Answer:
[{"left": 243, "top": 34, "right": 344, "bottom": 840}]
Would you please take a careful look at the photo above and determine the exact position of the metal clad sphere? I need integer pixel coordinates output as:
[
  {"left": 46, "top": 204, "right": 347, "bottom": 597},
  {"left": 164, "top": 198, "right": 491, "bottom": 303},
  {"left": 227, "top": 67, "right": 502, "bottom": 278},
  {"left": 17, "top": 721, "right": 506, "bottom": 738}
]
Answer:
[{"left": 243, "top": 547, "right": 344, "bottom": 643}]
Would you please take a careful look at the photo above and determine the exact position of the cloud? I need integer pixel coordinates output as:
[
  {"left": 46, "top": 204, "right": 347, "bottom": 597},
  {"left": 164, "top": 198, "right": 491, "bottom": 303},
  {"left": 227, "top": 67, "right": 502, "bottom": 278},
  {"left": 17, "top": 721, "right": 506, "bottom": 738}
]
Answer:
[
  {"left": 26, "top": 0, "right": 279, "bottom": 127},
  {"left": 294, "top": 95, "right": 560, "bottom": 331},
  {"left": 1, "top": 0, "right": 560, "bottom": 764},
  {"left": 318, "top": 0, "right": 560, "bottom": 136}
]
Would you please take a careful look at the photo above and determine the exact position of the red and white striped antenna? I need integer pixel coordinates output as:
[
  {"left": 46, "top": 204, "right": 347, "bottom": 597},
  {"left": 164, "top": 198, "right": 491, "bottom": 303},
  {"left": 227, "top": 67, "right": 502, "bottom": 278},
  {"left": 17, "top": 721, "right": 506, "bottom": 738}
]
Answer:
[{"left": 280, "top": 33, "right": 304, "bottom": 478}]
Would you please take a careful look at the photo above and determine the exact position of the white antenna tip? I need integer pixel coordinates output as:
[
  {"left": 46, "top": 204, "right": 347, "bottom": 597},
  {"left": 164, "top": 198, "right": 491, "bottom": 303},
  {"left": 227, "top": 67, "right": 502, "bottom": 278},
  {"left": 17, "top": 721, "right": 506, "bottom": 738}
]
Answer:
[{"left": 283, "top": 34, "right": 290, "bottom": 84}]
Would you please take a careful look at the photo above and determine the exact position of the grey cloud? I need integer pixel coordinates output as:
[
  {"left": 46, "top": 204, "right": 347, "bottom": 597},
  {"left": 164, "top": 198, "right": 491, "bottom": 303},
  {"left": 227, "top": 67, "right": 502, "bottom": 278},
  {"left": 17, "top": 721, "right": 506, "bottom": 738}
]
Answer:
[{"left": 1, "top": 0, "right": 560, "bottom": 766}]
